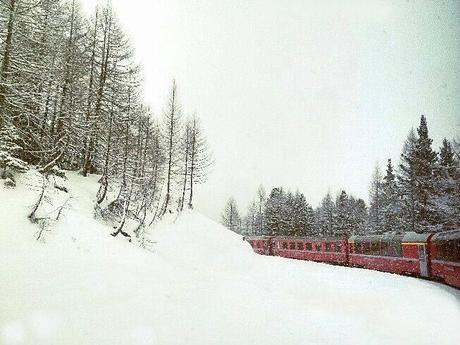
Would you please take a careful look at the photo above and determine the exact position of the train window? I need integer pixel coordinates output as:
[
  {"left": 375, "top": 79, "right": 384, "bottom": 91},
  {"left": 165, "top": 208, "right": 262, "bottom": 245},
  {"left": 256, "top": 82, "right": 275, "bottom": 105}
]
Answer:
[
  {"left": 371, "top": 241, "right": 380, "bottom": 255},
  {"left": 306, "top": 242, "right": 312, "bottom": 251},
  {"left": 436, "top": 240, "right": 460, "bottom": 262},
  {"left": 257, "top": 242, "right": 262, "bottom": 248},
  {"left": 316, "top": 243, "right": 322, "bottom": 251},
  {"left": 282, "top": 242, "right": 288, "bottom": 250},
  {"left": 455, "top": 241, "right": 460, "bottom": 262},
  {"left": 380, "top": 241, "right": 389, "bottom": 256},
  {"left": 363, "top": 242, "right": 371, "bottom": 255},
  {"left": 263, "top": 242, "right": 268, "bottom": 250},
  {"left": 354, "top": 243, "right": 360, "bottom": 254},
  {"left": 335, "top": 243, "right": 341, "bottom": 253},
  {"left": 297, "top": 242, "right": 304, "bottom": 251},
  {"left": 389, "top": 240, "right": 402, "bottom": 257},
  {"left": 325, "top": 243, "right": 332, "bottom": 252},
  {"left": 440, "top": 240, "right": 449, "bottom": 261},
  {"left": 290, "top": 243, "right": 296, "bottom": 250}
]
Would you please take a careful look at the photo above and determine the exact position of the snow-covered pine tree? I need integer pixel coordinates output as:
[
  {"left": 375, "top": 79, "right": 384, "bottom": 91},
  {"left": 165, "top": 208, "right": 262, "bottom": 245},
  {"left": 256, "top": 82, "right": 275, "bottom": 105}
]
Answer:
[
  {"left": 315, "top": 192, "right": 335, "bottom": 237},
  {"left": 243, "top": 200, "right": 258, "bottom": 235},
  {"left": 0, "top": 123, "right": 28, "bottom": 180},
  {"left": 435, "top": 138, "right": 460, "bottom": 229},
  {"left": 368, "top": 163, "right": 384, "bottom": 233},
  {"left": 265, "top": 187, "right": 285, "bottom": 236},
  {"left": 398, "top": 129, "right": 418, "bottom": 232},
  {"left": 348, "top": 196, "right": 367, "bottom": 235},
  {"left": 292, "top": 191, "right": 315, "bottom": 236},
  {"left": 453, "top": 136, "right": 460, "bottom": 160},
  {"left": 255, "top": 185, "right": 266, "bottom": 234},
  {"left": 413, "top": 115, "right": 439, "bottom": 230},
  {"left": 282, "top": 191, "right": 295, "bottom": 235},
  {"left": 382, "top": 159, "right": 402, "bottom": 233},
  {"left": 221, "top": 197, "right": 242, "bottom": 234},
  {"left": 334, "top": 190, "right": 352, "bottom": 237}
]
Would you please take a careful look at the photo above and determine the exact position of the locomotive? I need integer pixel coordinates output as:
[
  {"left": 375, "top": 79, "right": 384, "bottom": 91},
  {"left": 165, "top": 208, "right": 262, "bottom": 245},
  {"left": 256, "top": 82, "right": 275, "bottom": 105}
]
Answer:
[{"left": 245, "top": 229, "right": 460, "bottom": 288}]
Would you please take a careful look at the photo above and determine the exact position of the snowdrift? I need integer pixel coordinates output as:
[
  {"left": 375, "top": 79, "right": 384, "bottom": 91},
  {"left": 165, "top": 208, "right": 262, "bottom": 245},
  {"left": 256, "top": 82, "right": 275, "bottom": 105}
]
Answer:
[{"left": 1, "top": 170, "right": 460, "bottom": 345}]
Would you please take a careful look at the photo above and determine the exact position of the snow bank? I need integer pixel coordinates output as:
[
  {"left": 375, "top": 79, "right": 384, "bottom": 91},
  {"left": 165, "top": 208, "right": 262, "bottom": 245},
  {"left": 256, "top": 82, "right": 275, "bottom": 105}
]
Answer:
[{"left": 1, "top": 171, "right": 460, "bottom": 345}]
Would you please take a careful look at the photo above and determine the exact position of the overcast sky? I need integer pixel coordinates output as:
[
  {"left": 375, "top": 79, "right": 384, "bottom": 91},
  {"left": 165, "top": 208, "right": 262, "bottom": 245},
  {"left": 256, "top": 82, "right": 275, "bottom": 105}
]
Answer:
[{"left": 81, "top": 0, "right": 460, "bottom": 221}]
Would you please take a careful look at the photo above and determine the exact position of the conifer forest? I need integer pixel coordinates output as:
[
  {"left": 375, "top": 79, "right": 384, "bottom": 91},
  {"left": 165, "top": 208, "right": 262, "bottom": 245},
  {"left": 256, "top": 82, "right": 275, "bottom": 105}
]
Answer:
[{"left": 222, "top": 116, "right": 460, "bottom": 237}]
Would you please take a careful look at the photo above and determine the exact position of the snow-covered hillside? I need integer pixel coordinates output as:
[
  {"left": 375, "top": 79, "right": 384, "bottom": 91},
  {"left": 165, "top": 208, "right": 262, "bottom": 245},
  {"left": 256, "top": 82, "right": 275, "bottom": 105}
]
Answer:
[{"left": 1, "top": 171, "right": 460, "bottom": 345}]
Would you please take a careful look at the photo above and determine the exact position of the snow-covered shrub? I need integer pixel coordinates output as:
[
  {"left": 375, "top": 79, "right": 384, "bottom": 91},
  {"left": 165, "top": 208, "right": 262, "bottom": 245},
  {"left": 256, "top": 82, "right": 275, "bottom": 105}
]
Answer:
[
  {"left": 3, "top": 177, "right": 16, "bottom": 188},
  {"left": 0, "top": 124, "right": 28, "bottom": 181}
]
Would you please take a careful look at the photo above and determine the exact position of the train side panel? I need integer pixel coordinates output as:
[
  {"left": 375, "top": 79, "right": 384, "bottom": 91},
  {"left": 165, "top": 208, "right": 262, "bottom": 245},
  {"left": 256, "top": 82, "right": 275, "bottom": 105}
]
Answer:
[
  {"left": 348, "top": 233, "right": 429, "bottom": 276},
  {"left": 430, "top": 230, "right": 460, "bottom": 288},
  {"left": 273, "top": 238, "right": 347, "bottom": 264}
]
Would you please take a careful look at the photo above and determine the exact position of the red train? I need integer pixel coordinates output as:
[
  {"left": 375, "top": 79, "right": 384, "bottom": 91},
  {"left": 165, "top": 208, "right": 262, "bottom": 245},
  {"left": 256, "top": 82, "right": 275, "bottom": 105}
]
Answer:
[{"left": 245, "top": 229, "right": 460, "bottom": 288}]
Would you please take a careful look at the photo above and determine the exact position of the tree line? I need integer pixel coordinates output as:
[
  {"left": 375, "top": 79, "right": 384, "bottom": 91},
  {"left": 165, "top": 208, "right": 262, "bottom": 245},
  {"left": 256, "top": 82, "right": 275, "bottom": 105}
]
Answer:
[
  {"left": 0, "top": 0, "right": 212, "bottom": 236},
  {"left": 222, "top": 115, "right": 460, "bottom": 236}
]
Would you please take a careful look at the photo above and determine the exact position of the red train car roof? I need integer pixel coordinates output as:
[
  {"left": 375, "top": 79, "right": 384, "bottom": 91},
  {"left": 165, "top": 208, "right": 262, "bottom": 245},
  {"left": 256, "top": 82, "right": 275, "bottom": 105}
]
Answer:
[
  {"left": 272, "top": 236, "right": 347, "bottom": 242},
  {"left": 431, "top": 229, "right": 460, "bottom": 241},
  {"left": 401, "top": 232, "right": 433, "bottom": 244},
  {"left": 348, "top": 234, "right": 404, "bottom": 243}
]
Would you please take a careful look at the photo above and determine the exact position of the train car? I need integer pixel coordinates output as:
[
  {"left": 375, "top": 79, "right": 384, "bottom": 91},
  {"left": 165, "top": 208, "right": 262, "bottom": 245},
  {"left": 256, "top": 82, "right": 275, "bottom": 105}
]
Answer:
[
  {"left": 245, "top": 232, "right": 459, "bottom": 289},
  {"left": 401, "top": 232, "right": 433, "bottom": 278},
  {"left": 348, "top": 233, "right": 432, "bottom": 277},
  {"left": 430, "top": 230, "right": 460, "bottom": 288},
  {"left": 271, "top": 237, "right": 348, "bottom": 264},
  {"left": 246, "top": 236, "right": 274, "bottom": 255}
]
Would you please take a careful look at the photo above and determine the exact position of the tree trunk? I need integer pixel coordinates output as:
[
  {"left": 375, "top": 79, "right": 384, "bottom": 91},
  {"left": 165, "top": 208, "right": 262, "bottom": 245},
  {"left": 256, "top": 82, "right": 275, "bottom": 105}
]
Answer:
[{"left": 0, "top": 0, "right": 17, "bottom": 108}]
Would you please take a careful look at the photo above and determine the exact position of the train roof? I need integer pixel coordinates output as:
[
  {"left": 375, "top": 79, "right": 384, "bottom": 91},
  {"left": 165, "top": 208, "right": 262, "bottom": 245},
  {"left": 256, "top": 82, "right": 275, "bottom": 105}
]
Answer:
[
  {"left": 349, "top": 233, "right": 404, "bottom": 242},
  {"left": 245, "top": 236, "right": 346, "bottom": 241},
  {"left": 271, "top": 236, "right": 347, "bottom": 241},
  {"left": 244, "top": 236, "right": 274, "bottom": 240},
  {"left": 402, "top": 232, "right": 432, "bottom": 243},
  {"left": 431, "top": 229, "right": 460, "bottom": 241}
]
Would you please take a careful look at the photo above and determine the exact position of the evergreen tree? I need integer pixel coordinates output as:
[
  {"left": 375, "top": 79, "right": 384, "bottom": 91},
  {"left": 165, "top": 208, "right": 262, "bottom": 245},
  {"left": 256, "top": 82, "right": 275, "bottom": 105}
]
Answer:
[
  {"left": 292, "top": 192, "right": 315, "bottom": 236},
  {"left": 398, "top": 116, "right": 439, "bottom": 232},
  {"left": 348, "top": 196, "right": 367, "bottom": 235},
  {"left": 265, "top": 187, "right": 285, "bottom": 236},
  {"left": 315, "top": 192, "right": 335, "bottom": 237},
  {"left": 255, "top": 185, "right": 266, "bottom": 234},
  {"left": 221, "top": 197, "right": 242, "bottom": 233},
  {"left": 435, "top": 138, "right": 460, "bottom": 229},
  {"left": 413, "top": 115, "right": 438, "bottom": 229},
  {"left": 282, "top": 191, "right": 295, "bottom": 235},
  {"left": 0, "top": 123, "right": 28, "bottom": 179},
  {"left": 398, "top": 129, "right": 418, "bottom": 232},
  {"left": 382, "top": 159, "right": 402, "bottom": 233},
  {"left": 243, "top": 200, "right": 258, "bottom": 235},
  {"left": 334, "top": 190, "right": 352, "bottom": 237},
  {"left": 368, "top": 164, "right": 384, "bottom": 233}
]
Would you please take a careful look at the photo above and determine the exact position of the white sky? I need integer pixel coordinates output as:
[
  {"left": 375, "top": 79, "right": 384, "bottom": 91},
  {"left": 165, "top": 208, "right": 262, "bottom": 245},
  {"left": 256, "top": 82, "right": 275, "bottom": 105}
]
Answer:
[{"left": 81, "top": 0, "right": 460, "bottom": 221}]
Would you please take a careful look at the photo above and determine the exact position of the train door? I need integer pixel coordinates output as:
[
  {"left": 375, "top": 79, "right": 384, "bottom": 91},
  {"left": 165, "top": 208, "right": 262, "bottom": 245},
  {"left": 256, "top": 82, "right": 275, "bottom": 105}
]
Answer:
[{"left": 418, "top": 244, "right": 428, "bottom": 277}]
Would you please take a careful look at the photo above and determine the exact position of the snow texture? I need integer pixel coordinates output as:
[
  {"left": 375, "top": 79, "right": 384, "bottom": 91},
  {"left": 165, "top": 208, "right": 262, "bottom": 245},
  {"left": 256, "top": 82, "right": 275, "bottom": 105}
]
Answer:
[{"left": 1, "top": 171, "right": 460, "bottom": 345}]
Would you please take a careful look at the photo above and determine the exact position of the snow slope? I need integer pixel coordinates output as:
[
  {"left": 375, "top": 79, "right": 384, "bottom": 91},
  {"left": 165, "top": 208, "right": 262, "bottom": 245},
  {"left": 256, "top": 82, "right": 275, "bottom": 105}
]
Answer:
[{"left": 1, "top": 170, "right": 460, "bottom": 345}]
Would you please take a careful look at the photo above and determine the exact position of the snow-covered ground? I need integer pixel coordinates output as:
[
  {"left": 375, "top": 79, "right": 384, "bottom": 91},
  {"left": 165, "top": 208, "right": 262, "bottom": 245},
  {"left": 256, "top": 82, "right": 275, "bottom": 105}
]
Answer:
[{"left": 1, "top": 171, "right": 459, "bottom": 345}]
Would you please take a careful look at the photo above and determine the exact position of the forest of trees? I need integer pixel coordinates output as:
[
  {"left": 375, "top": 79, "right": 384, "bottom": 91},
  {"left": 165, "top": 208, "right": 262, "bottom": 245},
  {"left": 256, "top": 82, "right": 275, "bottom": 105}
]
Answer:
[
  {"left": 222, "top": 116, "right": 460, "bottom": 237},
  {"left": 0, "top": 0, "right": 211, "bottom": 236}
]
